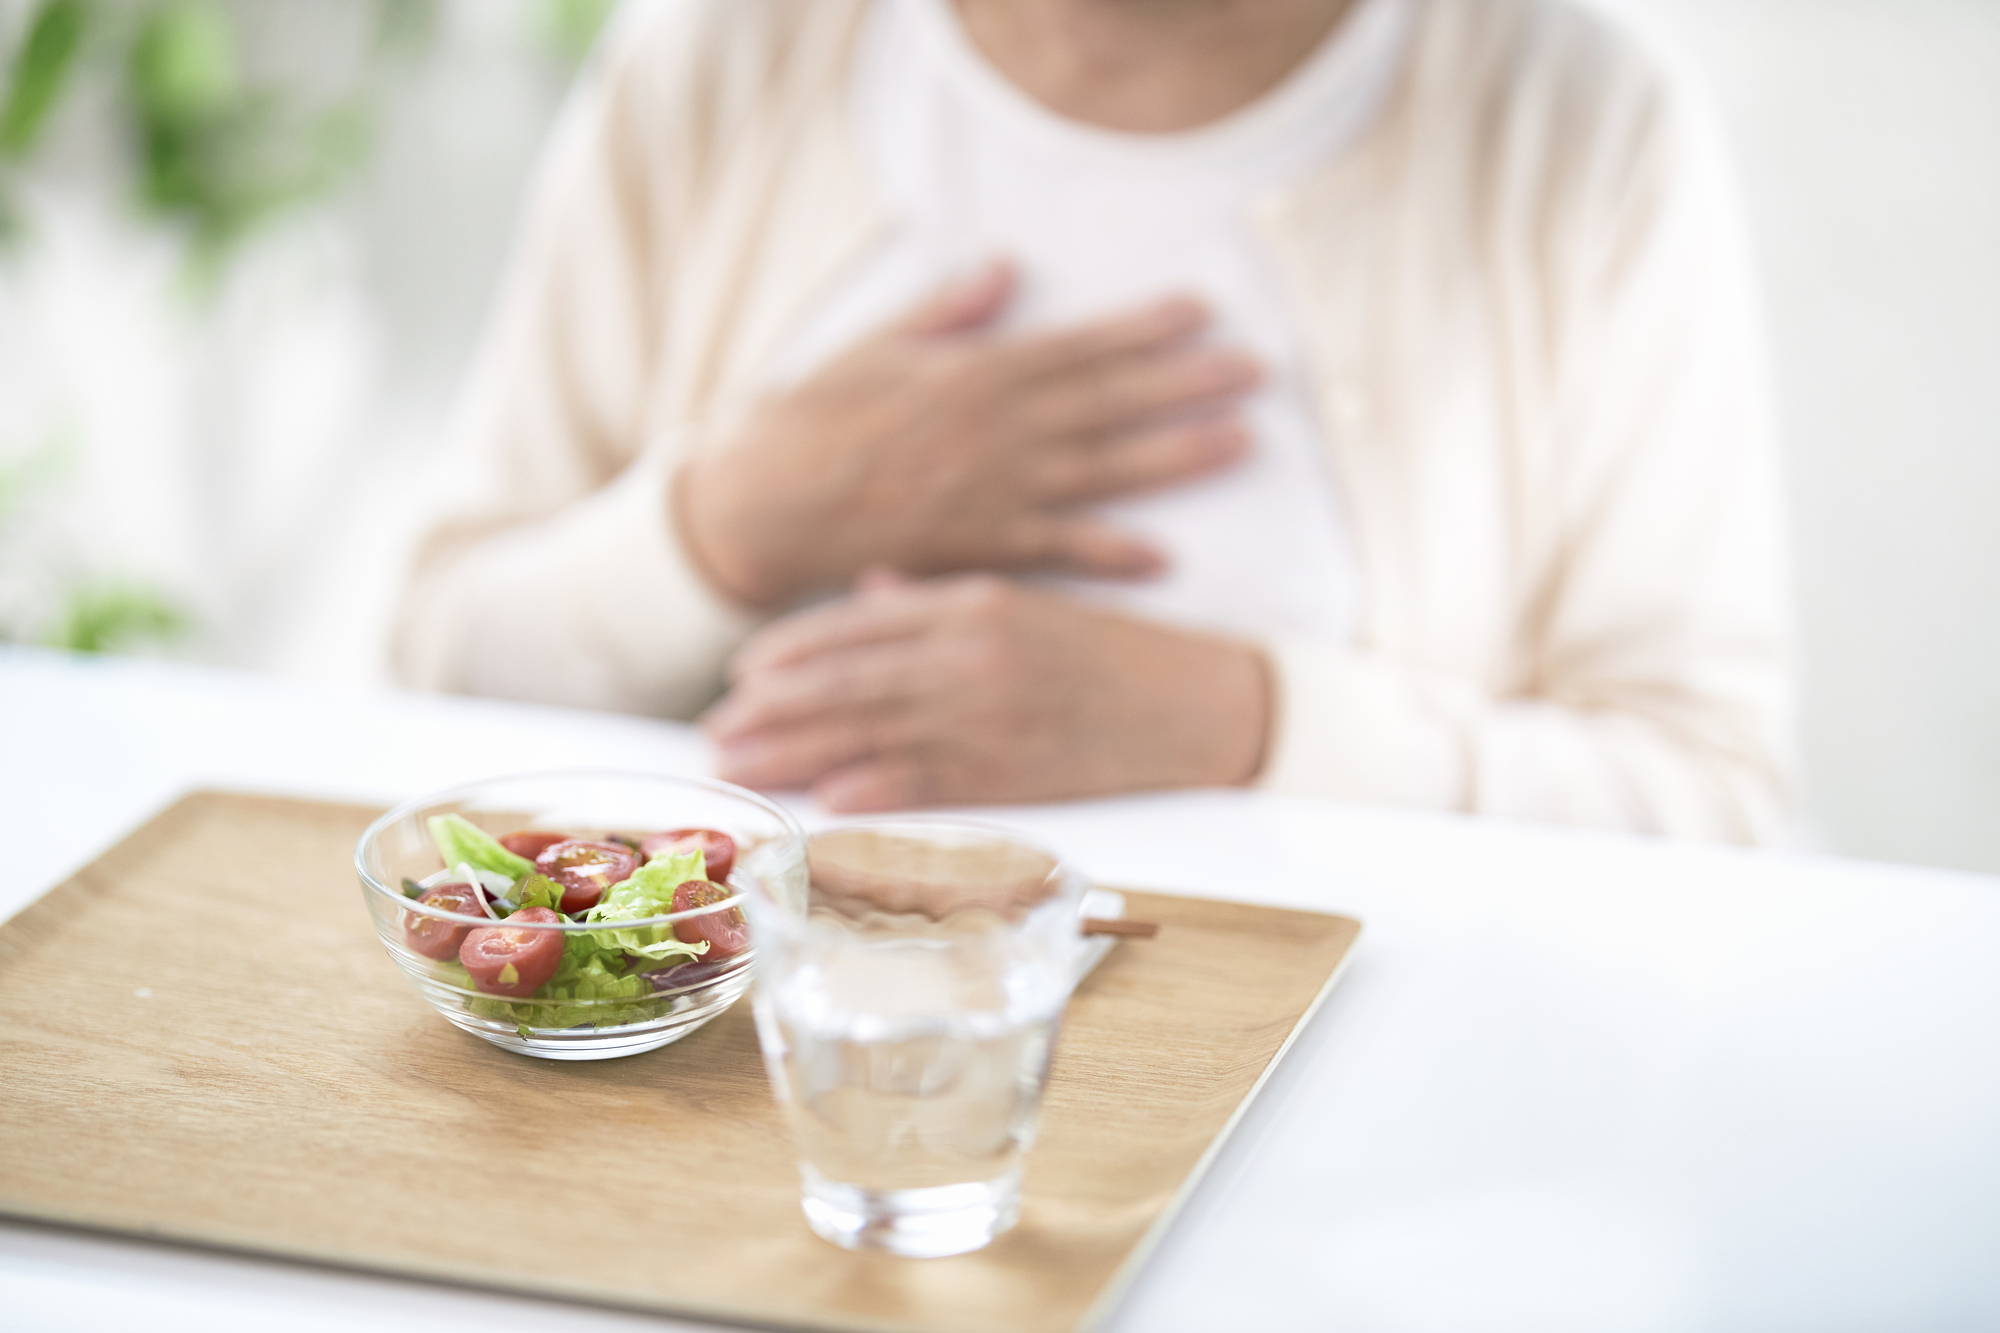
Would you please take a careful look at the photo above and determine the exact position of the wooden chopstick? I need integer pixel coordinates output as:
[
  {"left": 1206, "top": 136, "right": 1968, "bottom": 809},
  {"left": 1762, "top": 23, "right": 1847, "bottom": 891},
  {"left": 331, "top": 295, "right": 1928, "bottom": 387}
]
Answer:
[{"left": 1081, "top": 917, "right": 1158, "bottom": 939}]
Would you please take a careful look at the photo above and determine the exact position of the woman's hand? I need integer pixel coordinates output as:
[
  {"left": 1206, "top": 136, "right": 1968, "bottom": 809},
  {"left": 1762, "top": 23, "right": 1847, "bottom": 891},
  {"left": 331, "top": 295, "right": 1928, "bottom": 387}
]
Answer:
[
  {"left": 676, "top": 263, "right": 1259, "bottom": 609},
  {"left": 702, "top": 571, "right": 1272, "bottom": 810}
]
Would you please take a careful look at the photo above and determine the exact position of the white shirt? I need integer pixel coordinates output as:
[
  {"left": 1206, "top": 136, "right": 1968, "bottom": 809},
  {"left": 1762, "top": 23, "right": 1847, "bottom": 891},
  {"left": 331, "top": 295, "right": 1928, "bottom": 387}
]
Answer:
[{"left": 768, "top": 0, "right": 1414, "bottom": 644}]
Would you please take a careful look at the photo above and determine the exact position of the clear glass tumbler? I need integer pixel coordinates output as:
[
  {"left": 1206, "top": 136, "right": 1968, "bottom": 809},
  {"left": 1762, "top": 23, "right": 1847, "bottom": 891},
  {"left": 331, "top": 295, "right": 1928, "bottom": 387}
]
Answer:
[{"left": 740, "top": 819, "right": 1087, "bottom": 1258}]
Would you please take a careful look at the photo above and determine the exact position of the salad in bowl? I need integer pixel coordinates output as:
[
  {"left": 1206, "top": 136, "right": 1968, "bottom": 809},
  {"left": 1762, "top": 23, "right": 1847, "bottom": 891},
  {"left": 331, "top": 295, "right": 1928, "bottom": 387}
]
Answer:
[{"left": 356, "top": 771, "right": 803, "bottom": 1060}]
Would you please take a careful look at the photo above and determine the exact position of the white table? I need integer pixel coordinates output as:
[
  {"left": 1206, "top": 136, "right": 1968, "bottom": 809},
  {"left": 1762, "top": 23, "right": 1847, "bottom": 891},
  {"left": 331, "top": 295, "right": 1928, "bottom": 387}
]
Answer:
[{"left": 5, "top": 646, "right": 1997, "bottom": 1332}]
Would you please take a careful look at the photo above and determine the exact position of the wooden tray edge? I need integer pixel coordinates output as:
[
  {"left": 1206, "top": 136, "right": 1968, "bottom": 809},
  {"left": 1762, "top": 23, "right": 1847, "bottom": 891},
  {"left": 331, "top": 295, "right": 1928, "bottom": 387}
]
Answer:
[
  {"left": 1076, "top": 913, "right": 1363, "bottom": 1331},
  {"left": 0, "top": 1206, "right": 911, "bottom": 1333}
]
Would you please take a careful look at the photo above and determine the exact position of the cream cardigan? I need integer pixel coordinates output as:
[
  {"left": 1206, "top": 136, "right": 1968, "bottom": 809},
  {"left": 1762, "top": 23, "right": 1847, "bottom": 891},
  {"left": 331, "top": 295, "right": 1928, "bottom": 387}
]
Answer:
[{"left": 393, "top": 0, "right": 1795, "bottom": 843}]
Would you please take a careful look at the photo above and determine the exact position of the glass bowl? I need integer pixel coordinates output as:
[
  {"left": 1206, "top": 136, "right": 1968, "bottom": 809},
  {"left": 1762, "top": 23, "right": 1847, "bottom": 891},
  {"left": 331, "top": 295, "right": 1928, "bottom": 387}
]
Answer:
[{"left": 355, "top": 770, "right": 803, "bottom": 1061}]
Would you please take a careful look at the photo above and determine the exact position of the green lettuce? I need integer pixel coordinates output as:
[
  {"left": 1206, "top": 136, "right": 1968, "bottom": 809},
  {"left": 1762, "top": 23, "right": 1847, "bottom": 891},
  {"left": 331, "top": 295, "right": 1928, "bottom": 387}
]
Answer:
[
  {"left": 439, "top": 934, "right": 671, "bottom": 1031},
  {"left": 510, "top": 872, "right": 565, "bottom": 913},
  {"left": 582, "top": 845, "right": 710, "bottom": 963},
  {"left": 427, "top": 813, "right": 533, "bottom": 882}
]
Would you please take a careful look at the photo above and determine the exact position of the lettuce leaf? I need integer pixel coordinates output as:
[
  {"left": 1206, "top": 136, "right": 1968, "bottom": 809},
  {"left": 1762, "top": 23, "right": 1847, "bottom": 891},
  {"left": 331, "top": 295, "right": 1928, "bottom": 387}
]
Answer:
[
  {"left": 439, "top": 934, "right": 672, "bottom": 1030},
  {"left": 428, "top": 813, "right": 533, "bottom": 883},
  {"left": 511, "top": 872, "right": 565, "bottom": 913},
  {"left": 582, "top": 845, "right": 710, "bottom": 963}
]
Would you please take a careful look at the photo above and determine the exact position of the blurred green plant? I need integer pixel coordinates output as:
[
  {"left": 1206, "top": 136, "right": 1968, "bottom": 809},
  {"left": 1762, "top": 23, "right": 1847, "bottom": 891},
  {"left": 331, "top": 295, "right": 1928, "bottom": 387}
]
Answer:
[
  {"left": 0, "top": 0, "right": 85, "bottom": 155},
  {"left": 0, "top": 427, "right": 187, "bottom": 654},
  {"left": 542, "top": 0, "right": 615, "bottom": 64},
  {"left": 0, "top": 427, "right": 73, "bottom": 515},
  {"left": 0, "top": 0, "right": 438, "bottom": 273},
  {"left": 0, "top": 0, "right": 597, "bottom": 657},
  {"left": 48, "top": 579, "right": 188, "bottom": 651},
  {"left": 0, "top": 0, "right": 87, "bottom": 241},
  {"left": 127, "top": 0, "right": 372, "bottom": 274}
]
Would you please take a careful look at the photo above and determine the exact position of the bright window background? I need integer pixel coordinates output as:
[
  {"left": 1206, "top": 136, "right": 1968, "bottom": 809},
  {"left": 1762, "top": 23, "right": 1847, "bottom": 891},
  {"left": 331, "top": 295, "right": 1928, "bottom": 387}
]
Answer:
[{"left": 1, "top": 0, "right": 1995, "bottom": 873}]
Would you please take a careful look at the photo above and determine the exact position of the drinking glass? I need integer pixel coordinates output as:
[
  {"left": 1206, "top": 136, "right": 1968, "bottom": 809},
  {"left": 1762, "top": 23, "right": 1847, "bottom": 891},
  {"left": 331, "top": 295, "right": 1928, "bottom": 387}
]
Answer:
[{"left": 739, "top": 819, "right": 1087, "bottom": 1258}]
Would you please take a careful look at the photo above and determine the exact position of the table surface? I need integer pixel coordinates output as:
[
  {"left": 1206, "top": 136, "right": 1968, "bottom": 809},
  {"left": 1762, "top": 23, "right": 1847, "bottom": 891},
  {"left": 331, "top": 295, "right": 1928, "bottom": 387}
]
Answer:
[{"left": 5, "top": 646, "right": 1998, "bottom": 1333}]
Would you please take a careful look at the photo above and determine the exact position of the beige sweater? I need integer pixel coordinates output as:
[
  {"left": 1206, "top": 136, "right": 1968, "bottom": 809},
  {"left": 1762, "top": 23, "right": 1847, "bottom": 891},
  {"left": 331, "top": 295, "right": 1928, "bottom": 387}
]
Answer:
[{"left": 394, "top": 0, "right": 1795, "bottom": 843}]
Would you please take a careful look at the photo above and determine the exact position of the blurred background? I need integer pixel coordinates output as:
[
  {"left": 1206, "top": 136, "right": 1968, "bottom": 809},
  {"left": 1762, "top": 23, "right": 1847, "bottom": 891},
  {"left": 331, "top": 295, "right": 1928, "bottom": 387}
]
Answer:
[{"left": 0, "top": 0, "right": 1994, "bottom": 873}]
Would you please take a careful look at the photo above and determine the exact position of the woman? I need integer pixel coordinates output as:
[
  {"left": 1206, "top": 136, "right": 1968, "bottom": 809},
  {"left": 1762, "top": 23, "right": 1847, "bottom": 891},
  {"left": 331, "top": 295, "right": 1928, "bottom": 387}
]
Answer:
[{"left": 394, "top": 0, "right": 1793, "bottom": 842}]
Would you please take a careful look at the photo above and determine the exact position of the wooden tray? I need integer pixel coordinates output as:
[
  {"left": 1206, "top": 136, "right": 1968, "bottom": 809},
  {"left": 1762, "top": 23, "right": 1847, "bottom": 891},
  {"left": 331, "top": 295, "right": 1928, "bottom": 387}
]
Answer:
[{"left": 0, "top": 791, "right": 1360, "bottom": 1333}]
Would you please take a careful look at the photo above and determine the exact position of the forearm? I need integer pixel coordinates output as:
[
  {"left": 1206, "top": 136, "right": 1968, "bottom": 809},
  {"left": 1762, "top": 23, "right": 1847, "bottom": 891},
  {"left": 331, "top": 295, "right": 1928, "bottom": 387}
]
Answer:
[
  {"left": 1258, "top": 640, "right": 1793, "bottom": 844},
  {"left": 394, "top": 450, "right": 755, "bottom": 719}
]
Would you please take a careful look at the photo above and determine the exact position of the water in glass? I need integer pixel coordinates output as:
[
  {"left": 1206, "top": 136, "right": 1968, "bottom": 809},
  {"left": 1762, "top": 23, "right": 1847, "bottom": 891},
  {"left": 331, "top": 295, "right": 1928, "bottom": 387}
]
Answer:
[{"left": 746, "top": 823, "right": 1082, "bottom": 1257}]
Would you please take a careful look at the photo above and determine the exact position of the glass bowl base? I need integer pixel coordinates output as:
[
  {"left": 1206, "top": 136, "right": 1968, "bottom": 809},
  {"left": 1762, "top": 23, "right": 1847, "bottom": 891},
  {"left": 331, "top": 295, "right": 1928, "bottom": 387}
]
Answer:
[{"left": 438, "top": 1008, "right": 720, "bottom": 1060}]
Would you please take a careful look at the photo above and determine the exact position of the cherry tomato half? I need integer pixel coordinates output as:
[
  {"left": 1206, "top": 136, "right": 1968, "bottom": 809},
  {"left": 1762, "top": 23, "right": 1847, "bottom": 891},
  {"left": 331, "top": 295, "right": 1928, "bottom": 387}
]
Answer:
[
  {"left": 499, "top": 830, "right": 569, "bottom": 862},
  {"left": 459, "top": 906, "right": 565, "bottom": 998},
  {"left": 534, "top": 839, "right": 637, "bottom": 914},
  {"left": 404, "top": 883, "right": 484, "bottom": 960},
  {"left": 671, "top": 879, "right": 750, "bottom": 959},
  {"left": 641, "top": 828, "right": 736, "bottom": 882}
]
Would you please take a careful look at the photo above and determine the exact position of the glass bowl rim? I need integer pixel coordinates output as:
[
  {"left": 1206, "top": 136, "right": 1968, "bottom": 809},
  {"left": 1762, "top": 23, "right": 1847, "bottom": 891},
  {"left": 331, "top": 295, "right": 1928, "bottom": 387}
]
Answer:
[{"left": 355, "top": 767, "right": 804, "bottom": 932}]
